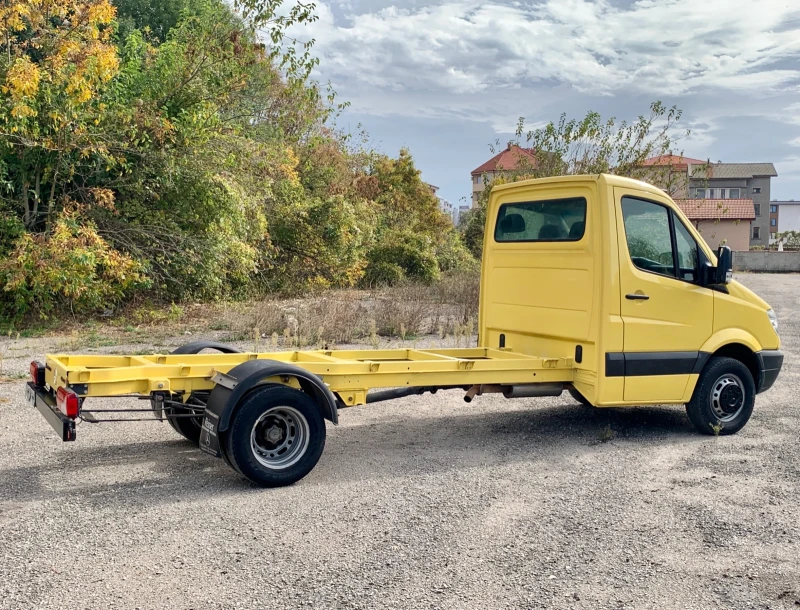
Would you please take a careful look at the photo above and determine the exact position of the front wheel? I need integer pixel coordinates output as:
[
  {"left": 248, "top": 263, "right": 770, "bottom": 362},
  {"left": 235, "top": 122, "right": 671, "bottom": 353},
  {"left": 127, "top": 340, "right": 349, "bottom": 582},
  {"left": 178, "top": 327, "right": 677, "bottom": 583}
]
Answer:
[
  {"left": 224, "top": 385, "right": 326, "bottom": 487},
  {"left": 686, "top": 357, "right": 755, "bottom": 435}
]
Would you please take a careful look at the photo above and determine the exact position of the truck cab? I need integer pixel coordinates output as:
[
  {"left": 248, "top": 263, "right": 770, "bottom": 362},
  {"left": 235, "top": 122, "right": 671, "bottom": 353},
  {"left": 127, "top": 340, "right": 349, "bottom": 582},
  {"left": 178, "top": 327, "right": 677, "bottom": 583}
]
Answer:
[{"left": 480, "top": 174, "right": 782, "bottom": 426}]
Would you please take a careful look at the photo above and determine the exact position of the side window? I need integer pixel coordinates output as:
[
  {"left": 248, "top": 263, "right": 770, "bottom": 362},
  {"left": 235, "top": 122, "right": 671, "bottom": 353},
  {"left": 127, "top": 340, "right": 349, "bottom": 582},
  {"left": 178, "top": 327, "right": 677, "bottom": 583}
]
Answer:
[
  {"left": 621, "top": 197, "right": 676, "bottom": 277},
  {"left": 674, "top": 219, "right": 699, "bottom": 282},
  {"left": 495, "top": 197, "right": 587, "bottom": 242}
]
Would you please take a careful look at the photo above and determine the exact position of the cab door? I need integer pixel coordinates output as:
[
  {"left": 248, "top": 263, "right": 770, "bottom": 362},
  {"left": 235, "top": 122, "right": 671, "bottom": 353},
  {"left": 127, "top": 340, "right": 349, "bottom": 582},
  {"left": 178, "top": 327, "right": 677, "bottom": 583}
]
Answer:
[{"left": 613, "top": 188, "right": 713, "bottom": 402}]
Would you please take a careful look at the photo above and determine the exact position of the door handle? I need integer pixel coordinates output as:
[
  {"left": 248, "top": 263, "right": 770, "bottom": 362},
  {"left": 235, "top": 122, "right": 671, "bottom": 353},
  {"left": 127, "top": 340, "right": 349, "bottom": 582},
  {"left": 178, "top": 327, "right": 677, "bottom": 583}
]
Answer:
[{"left": 626, "top": 293, "right": 650, "bottom": 301}]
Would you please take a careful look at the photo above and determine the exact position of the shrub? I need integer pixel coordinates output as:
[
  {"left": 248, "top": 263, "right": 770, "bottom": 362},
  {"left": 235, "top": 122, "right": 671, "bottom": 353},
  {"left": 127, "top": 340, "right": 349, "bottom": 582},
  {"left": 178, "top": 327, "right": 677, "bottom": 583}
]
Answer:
[
  {"left": 364, "top": 230, "right": 439, "bottom": 287},
  {"left": 0, "top": 211, "right": 147, "bottom": 320},
  {"left": 435, "top": 230, "right": 477, "bottom": 273},
  {"left": 362, "top": 261, "right": 406, "bottom": 287}
]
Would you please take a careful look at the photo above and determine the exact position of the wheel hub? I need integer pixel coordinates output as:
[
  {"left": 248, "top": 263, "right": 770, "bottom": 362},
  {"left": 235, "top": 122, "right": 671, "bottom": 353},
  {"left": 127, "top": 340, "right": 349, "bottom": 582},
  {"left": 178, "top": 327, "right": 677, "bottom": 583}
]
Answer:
[
  {"left": 266, "top": 426, "right": 284, "bottom": 443},
  {"left": 250, "top": 406, "right": 310, "bottom": 470},
  {"left": 710, "top": 375, "right": 745, "bottom": 422}
]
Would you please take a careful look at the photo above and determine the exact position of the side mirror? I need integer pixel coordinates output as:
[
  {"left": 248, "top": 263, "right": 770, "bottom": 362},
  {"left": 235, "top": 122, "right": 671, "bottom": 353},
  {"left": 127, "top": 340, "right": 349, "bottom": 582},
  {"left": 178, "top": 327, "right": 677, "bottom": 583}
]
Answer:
[
  {"left": 715, "top": 246, "right": 733, "bottom": 284},
  {"left": 699, "top": 246, "right": 733, "bottom": 287}
]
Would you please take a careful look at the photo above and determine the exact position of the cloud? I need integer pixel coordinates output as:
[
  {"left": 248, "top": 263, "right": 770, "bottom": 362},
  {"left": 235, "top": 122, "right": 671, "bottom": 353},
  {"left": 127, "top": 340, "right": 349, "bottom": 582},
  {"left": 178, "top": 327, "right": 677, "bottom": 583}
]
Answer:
[
  {"left": 283, "top": 1, "right": 800, "bottom": 202},
  {"left": 296, "top": 0, "right": 800, "bottom": 121}
]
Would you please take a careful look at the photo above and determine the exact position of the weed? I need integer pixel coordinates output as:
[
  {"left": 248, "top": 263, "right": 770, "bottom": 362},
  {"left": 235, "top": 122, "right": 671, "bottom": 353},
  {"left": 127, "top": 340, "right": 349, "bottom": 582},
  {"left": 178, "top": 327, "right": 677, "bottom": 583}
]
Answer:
[
  {"left": 599, "top": 425, "right": 616, "bottom": 443},
  {"left": 368, "top": 319, "right": 379, "bottom": 349},
  {"left": 710, "top": 421, "right": 723, "bottom": 436}
]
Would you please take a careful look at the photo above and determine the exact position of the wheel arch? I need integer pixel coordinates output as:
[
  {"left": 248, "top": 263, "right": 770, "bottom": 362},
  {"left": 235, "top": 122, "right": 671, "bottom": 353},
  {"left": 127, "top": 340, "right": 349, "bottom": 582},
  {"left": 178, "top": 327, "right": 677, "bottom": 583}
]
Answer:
[
  {"left": 708, "top": 344, "right": 759, "bottom": 388},
  {"left": 699, "top": 330, "right": 761, "bottom": 386},
  {"left": 208, "top": 360, "right": 338, "bottom": 433}
]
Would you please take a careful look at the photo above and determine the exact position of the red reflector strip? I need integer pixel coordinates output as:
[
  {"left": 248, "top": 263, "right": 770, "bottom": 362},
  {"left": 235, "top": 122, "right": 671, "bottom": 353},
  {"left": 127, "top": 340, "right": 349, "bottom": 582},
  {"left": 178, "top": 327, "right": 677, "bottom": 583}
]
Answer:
[{"left": 56, "top": 387, "right": 80, "bottom": 419}]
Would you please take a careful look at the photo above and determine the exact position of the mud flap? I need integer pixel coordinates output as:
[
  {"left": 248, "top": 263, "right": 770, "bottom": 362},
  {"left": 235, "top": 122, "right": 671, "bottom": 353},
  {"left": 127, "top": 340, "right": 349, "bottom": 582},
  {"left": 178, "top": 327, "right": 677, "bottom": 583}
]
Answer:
[{"left": 199, "top": 411, "right": 222, "bottom": 457}]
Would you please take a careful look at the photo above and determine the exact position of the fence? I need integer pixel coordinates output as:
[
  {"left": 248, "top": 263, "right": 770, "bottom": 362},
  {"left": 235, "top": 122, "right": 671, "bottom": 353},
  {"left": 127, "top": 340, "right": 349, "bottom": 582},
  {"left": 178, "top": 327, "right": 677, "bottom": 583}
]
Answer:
[{"left": 733, "top": 251, "right": 800, "bottom": 272}]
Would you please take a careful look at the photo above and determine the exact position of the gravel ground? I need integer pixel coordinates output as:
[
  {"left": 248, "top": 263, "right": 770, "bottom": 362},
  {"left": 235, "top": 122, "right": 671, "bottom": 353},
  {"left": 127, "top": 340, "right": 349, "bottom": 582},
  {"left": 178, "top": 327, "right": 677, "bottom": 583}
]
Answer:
[{"left": 1, "top": 273, "right": 799, "bottom": 610}]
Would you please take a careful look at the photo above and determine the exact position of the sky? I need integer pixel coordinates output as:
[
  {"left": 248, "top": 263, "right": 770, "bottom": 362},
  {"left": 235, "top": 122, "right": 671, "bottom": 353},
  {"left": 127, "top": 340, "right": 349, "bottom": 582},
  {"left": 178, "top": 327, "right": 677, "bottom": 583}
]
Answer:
[{"left": 289, "top": 0, "right": 800, "bottom": 207}]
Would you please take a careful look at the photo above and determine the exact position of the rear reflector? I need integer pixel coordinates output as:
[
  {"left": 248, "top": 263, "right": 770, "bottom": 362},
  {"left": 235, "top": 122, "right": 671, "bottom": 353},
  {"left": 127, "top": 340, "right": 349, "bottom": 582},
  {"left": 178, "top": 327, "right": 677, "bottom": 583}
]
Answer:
[
  {"left": 30, "top": 361, "right": 45, "bottom": 386},
  {"left": 56, "top": 387, "right": 80, "bottom": 419}
]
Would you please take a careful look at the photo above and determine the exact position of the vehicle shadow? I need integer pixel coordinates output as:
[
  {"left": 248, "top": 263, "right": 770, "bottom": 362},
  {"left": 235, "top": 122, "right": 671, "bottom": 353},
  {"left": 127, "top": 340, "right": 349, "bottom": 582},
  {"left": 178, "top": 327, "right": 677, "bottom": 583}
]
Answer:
[{"left": 0, "top": 399, "right": 699, "bottom": 507}]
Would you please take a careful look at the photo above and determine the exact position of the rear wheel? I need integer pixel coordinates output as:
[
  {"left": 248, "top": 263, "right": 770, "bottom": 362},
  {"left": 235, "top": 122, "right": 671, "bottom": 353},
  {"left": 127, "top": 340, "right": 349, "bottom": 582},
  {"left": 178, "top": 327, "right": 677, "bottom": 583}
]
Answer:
[
  {"left": 166, "top": 342, "right": 241, "bottom": 445},
  {"left": 686, "top": 357, "right": 755, "bottom": 435},
  {"left": 166, "top": 395, "right": 205, "bottom": 445},
  {"left": 224, "top": 385, "right": 326, "bottom": 487}
]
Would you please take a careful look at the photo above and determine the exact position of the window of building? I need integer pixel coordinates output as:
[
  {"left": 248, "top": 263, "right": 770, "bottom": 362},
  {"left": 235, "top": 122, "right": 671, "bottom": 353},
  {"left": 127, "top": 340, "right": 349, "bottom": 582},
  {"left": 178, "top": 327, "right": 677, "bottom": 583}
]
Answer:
[
  {"left": 473, "top": 175, "right": 480, "bottom": 185},
  {"left": 771, "top": 218, "right": 777, "bottom": 226},
  {"left": 728, "top": 188, "right": 740, "bottom": 198},
  {"left": 752, "top": 187, "right": 762, "bottom": 194},
  {"left": 754, "top": 204, "right": 761, "bottom": 216},
  {"left": 494, "top": 197, "right": 587, "bottom": 242},
  {"left": 694, "top": 188, "right": 706, "bottom": 198},
  {"left": 753, "top": 226, "right": 760, "bottom": 239},
  {"left": 770, "top": 205, "right": 777, "bottom": 213}
]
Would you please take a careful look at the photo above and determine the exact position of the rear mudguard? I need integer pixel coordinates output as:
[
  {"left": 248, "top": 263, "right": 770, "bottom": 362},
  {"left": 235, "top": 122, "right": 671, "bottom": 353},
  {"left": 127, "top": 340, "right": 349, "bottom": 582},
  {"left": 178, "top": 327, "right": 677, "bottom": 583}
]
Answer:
[{"left": 199, "top": 359, "right": 338, "bottom": 458}]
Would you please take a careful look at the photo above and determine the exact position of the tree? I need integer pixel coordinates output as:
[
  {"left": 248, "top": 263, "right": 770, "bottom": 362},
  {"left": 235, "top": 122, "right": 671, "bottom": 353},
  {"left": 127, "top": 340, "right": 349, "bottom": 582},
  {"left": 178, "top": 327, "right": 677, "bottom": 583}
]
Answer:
[
  {"left": 463, "top": 101, "right": 689, "bottom": 252},
  {"left": 0, "top": 0, "right": 121, "bottom": 231}
]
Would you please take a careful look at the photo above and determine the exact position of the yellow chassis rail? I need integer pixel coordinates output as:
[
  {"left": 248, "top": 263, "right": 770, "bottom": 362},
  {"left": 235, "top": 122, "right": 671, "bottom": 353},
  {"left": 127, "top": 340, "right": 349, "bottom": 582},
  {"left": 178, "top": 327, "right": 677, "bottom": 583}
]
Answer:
[{"left": 45, "top": 348, "right": 574, "bottom": 407}]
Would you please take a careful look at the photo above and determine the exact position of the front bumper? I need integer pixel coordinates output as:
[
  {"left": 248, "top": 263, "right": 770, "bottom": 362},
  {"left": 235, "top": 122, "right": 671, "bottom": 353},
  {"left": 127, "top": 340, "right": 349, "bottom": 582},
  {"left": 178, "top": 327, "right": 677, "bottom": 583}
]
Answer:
[
  {"left": 756, "top": 350, "right": 783, "bottom": 394},
  {"left": 25, "top": 382, "right": 76, "bottom": 441}
]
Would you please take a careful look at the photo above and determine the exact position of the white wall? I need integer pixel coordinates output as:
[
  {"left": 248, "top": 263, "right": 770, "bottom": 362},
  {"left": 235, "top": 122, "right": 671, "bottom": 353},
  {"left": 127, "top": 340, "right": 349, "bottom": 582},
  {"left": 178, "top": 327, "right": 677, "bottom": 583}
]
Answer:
[{"left": 779, "top": 204, "right": 800, "bottom": 233}]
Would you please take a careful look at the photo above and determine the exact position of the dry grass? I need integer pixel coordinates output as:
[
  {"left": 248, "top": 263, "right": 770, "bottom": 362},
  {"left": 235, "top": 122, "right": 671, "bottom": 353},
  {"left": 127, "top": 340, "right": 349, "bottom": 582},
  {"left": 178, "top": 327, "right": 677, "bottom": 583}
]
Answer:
[{"left": 223, "top": 270, "right": 481, "bottom": 346}]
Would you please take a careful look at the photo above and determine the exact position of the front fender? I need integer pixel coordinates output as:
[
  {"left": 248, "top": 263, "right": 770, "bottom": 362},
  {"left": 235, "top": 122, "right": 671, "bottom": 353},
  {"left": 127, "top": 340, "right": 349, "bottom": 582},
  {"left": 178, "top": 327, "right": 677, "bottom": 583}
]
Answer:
[{"left": 700, "top": 329, "right": 762, "bottom": 355}]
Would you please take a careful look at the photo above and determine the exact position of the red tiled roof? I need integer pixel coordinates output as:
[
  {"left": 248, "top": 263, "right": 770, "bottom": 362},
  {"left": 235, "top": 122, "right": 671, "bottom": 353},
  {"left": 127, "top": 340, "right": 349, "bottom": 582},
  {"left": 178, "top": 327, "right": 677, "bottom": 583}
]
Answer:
[
  {"left": 643, "top": 154, "right": 707, "bottom": 169},
  {"left": 675, "top": 199, "right": 755, "bottom": 221},
  {"left": 471, "top": 145, "right": 537, "bottom": 175}
]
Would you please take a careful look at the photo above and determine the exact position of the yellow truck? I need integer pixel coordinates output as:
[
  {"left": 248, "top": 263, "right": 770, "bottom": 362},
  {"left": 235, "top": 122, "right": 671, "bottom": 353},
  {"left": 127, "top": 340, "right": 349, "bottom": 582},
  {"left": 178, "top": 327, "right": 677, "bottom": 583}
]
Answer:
[{"left": 26, "top": 174, "right": 783, "bottom": 487}]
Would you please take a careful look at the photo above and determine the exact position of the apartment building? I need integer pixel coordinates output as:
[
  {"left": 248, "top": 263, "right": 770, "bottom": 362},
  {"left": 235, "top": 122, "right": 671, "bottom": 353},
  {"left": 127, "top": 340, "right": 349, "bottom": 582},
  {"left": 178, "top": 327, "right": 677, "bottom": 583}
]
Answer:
[{"left": 771, "top": 200, "right": 800, "bottom": 237}]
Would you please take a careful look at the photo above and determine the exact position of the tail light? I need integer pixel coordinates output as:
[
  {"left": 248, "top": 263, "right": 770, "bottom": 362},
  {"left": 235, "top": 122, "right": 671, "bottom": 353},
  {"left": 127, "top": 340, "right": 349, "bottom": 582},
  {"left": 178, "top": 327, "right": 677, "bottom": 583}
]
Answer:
[
  {"left": 56, "top": 387, "right": 80, "bottom": 419},
  {"left": 30, "top": 361, "right": 45, "bottom": 386}
]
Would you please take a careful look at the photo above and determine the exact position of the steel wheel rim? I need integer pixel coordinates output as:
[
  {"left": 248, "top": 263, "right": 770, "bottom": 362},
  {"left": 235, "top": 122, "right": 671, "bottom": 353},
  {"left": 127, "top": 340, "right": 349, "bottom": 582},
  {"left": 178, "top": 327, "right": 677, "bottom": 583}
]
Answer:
[
  {"left": 710, "top": 374, "right": 746, "bottom": 422},
  {"left": 250, "top": 406, "right": 310, "bottom": 470}
]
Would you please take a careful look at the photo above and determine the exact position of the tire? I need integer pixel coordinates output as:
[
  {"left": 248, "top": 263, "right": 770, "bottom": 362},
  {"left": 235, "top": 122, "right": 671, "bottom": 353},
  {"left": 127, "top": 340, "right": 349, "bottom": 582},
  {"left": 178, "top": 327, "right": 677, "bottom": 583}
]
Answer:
[
  {"left": 166, "top": 343, "right": 240, "bottom": 444},
  {"left": 568, "top": 386, "right": 593, "bottom": 408},
  {"left": 685, "top": 357, "right": 755, "bottom": 435},
  {"left": 166, "top": 405, "right": 203, "bottom": 445},
  {"left": 224, "top": 385, "right": 326, "bottom": 487}
]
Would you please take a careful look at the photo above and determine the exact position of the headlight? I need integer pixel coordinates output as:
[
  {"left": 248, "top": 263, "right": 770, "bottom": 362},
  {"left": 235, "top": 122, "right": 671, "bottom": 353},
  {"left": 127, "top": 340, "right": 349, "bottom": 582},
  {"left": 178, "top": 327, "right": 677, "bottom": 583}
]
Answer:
[{"left": 767, "top": 309, "right": 778, "bottom": 334}]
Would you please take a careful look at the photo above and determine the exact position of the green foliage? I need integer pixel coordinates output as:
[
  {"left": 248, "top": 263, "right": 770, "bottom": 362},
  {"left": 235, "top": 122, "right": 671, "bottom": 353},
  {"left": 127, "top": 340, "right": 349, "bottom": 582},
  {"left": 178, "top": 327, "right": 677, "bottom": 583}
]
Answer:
[
  {"left": 0, "top": 210, "right": 147, "bottom": 319},
  {"left": 364, "top": 230, "right": 440, "bottom": 287},
  {"left": 0, "top": 0, "right": 475, "bottom": 323},
  {"left": 115, "top": 0, "right": 192, "bottom": 41}
]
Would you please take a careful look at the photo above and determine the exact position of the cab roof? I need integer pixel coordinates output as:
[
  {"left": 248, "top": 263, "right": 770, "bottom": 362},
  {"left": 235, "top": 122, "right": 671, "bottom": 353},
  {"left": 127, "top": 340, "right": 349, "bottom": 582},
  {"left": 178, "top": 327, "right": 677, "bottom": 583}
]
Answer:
[{"left": 490, "top": 174, "right": 669, "bottom": 200}]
